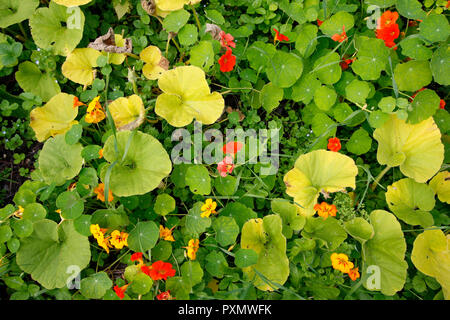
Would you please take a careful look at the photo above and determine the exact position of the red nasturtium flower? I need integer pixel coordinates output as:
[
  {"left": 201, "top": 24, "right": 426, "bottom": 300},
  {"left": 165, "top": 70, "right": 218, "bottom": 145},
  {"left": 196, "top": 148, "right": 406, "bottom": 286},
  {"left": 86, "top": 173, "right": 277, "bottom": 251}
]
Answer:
[
  {"left": 317, "top": 19, "right": 324, "bottom": 26},
  {"left": 156, "top": 290, "right": 174, "bottom": 300},
  {"left": 218, "top": 48, "right": 236, "bottom": 72},
  {"left": 377, "top": 10, "right": 398, "bottom": 29},
  {"left": 331, "top": 26, "right": 347, "bottom": 42},
  {"left": 223, "top": 141, "right": 243, "bottom": 156},
  {"left": 340, "top": 57, "right": 355, "bottom": 70},
  {"left": 73, "top": 96, "right": 85, "bottom": 109},
  {"left": 440, "top": 99, "right": 446, "bottom": 109},
  {"left": 219, "top": 31, "right": 236, "bottom": 49},
  {"left": 114, "top": 284, "right": 129, "bottom": 299},
  {"left": 147, "top": 260, "right": 176, "bottom": 281},
  {"left": 376, "top": 11, "right": 400, "bottom": 49},
  {"left": 217, "top": 155, "right": 235, "bottom": 177},
  {"left": 327, "top": 137, "right": 341, "bottom": 152},
  {"left": 130, "top": 252, "right": 143, "bottom": 262},
  {"left": 273, "top": 28, "right": 289, "bottom": 43}
]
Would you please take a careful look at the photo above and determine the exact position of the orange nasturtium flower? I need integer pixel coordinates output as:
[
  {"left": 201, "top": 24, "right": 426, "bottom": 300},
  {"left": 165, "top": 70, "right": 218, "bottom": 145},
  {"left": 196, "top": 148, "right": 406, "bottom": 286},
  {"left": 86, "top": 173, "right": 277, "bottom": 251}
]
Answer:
[
  {"left": 218, "top": 48, "right": 236, "bottom": 72},
  {"left": 98, "top": 148, "right": 104, "bottom": 159},
  {"left": 85, "top": 96, "right": 106, "bottom": 123},
  {"left": 156, "top": 290, "right": 174, "bottom": 300},
  {"left": 331, "top": 26, "right": 347, "bottom": 42},
  {"left": 93, "top": 183, "right": 114, "bottom": 202},
  {"left": 159, "top": 225, "right": 175, "bottom": 242},
  {"left": 348, "top": 267, "right": 360, "bottom": 281},
  {"left": 110, "top": 230, "right": 128, "bottom": 249},
  {"left": 314, "top": 202, "right": 337, "bottom": 219},
  {"left": 200, "top": 198, "right": 217, "bottom": 218},
  {"left": 331, "top": 253, "right": 354, "bottom": 274},
  {"left": 185, "top": 239, "right": 200, "bottom": 260},
  {"left": 114, "top": 284, "right": 129, "bottom": 300},
  {"left": 73, "top": 96, "right": 85, "bottom": 109},
  {"left": 273, "top": 28, "right": 289, "bottom": 43},
  {"left": 147, "top": 260, "right": 176, "bottom": 281},
  {"left": 377, "top": 10, "right": 398, "bottom": 29},
  {"left": 327, "top": 137, "right": 341, "bottom": 152}
]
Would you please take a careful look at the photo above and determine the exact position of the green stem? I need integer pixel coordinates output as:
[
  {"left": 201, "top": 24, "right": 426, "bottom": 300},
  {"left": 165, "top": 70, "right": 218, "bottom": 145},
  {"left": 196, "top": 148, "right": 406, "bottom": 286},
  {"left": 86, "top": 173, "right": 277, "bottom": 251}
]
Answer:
[
  {"left": 191, "top": 5, "right": 202, "bottom": 30},
  {"left": 370, "top": 166, "right": 391, "bottom": 191}
]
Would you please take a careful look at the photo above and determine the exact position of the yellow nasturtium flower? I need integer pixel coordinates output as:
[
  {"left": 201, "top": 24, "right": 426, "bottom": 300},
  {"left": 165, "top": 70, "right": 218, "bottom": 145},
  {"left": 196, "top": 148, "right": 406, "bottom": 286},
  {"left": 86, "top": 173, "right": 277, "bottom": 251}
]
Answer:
[
  {"left": 140, "top": 45, "right": 168, "bottom": 80},
  {"left": 159, "top": 225, "right": 175, "bottom": 242},
  {"left": 155, "top": 66, "right": 225, "bottom": 127},
  {"left": 110, "top": 230, "right": 129, "bottom": 249},
  {"left": 331, "top": 253, "right": 354, "bottom": 274},
  {"left": 185, "top": 239, "right": 199, "bottom": 260},
  {"left": 62, "top": 48, "right": 101, "bottom": 86},
  {"left": 30, "top": 93, "right": 78, "bottom": 142},
  {"left": 85, "top": 96, "right": 106, "bottom": 124},
  {"left": 108, "top": 95, "right": 145, "bottom": 131},
  {"left": 200, "top": 198, "right": 217, "bottom": 218}
]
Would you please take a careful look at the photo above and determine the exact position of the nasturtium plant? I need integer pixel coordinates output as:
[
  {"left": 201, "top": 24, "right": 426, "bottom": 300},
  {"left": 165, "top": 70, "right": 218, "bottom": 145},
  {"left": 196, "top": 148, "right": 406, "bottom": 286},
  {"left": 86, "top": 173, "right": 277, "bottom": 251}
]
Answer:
[
  {"left": 313, "top": 51, "right": 341, "bottom": 85},
  {"left": 362, "top": 210, "right": 407, "bottom": 296},
  {"left": 284, "top": 150, "right": 358, "bottom": 217},
  {"left": 411, "top": 229, "right": 450, "bottom": 299},
  {"left": 140, "top": 45, "right": 168, "bottom": 80},
  {"left": 62, "top": 48, "right": 102, "bottom": 86},
  {"left": 0, "top": 0, "right": 39, "bottom": 28},
  {"left": 385, "top": 178, "right": 435, "bottom": 228},
  {"left": 15, "top": 61, "right": 60, "bottom": 102},
  {"left": 16, "top": 220, "right": 90, "bottom": 289},
  {"left": 101, "top": 130, "right": 172, "bottom": 197},
  {"left": 80, "top": 272, "right": 112, "bottom": 299},
  {"left": 108, "top": 95, "right": 146, "bottom": 131},
  {"left": 302, "top": 217, "right": 347, "bottom": 250},
  {"left": 241, "top": 215, "right": 289, "bottom": 291},
  {"left": 394, "top": 60, "right": 432, "bottom": 92},
  {"left": 343, "top": 218, "right": 374, "bottom": 243},
  {"left": 351, "top": 37, "right": 389, "bottom": 80},
  {"left": 430, "top": 45, "right": 450, "bottom": 86},
  {"left": 29, "top": 93, "right": 78, "bottom": 142},
  {"left": 429, "top": 171, "right": 450, "bottom": 204},
  {"left": 29, "top": 2, "right": 85, "bottom": 56},
  {"left": 373, "top": 114, "right": 444, "bottom": 183},
  {"left": 155, "top": 66, "right": 225, "bottom": 127},
  {"left": 266, "top": 51, "right": 303, "bottom": 88}
]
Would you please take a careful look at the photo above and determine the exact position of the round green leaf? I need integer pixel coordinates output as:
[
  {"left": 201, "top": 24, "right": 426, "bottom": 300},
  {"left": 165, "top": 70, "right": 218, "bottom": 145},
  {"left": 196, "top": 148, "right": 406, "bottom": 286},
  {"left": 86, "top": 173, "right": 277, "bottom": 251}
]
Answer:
[
  {"left": 314, "top": 85, "right": 337, "bottom": 111},
  {"left": 0, "top": 0, "right": 39, "bottom": 28},
  {"left": 214, "top": 175, "right": 237, "bottom": 196},
  {"left": 302, "top": 217, "right": 347, "bottom": 250},
  {"left": 343, "top": 217, "right": 374, "bottom": 243},
  {"left": 181, "top": 260, "right": 203, "bottom": 287},
  {"left": 408, "top": 89, "right": 440, "bottom": 124},
  {"left": 16, "top": 220, "right": 90, "bottom": 289},
  {"left": 56, "top": 191, "right": 84, "bottom": 220},
  {"left": 396, "top": 0, "right": 426, "bottom": 20},
  {"left": 205, "top": 251, "right": 228, "bottom": 278},
  {"left": 22, "top": 203, "right": 47, "bottom": 222},
  {"left": 162, "top": 9, "right": 190, "bottom": 33},
  {"left": 430, "top": 45, "right": 450, "bottom": 86},
  {"left": 0, "top": 225, "right": 13, "bottom": 243},
  {"left": 189, "top": 40, "right": 214, "bottom": 71},
  {"left": 185, "top": 165, "right": 211, "bottom": 195},
  {"left": 80, "top": 272, "right": 113, "bottom": 299},
  {"left": 419, "top": 14, "right": 450, "bottom": 43},
  {"left": 351, "top": 37, "right": 389, "bottom": 80},
  {"left": 235, "top": 249, "right": 258, "bottom": 268},
  {"left": 154, "top": 193, "right": 176, "bottom": 216},
  {"left": 394, "top": 60, "right": 432, "bottom": 92},
  {"left": 128, "top": 221, "right": 159, "bottom": 252},
  {"left": 346, "top": 128, "right": 372, "bottom": 155},
  {"left": 65, "top": 123, "right": 83, "bottom": 145},
  {"left": 319, "top": 11, "right": 354, "bottom": 36},
  {"left": 295, "top": 24, "right": 318, "bottom": 58},
  {"left": 368, "top": 110, "right": 390, "bottom": 129},
  {"left": 12, "top": 219, "right": 33, "bottom": 238},
  {"left": 378, "top": 96, "right": 396, "bottom": 113},
  {"left": 400, "top": 37, "right": 432, "bottom": 61},
  {"left": 291, "top": 73, "right": 321, "bottom": 104},
  {"left": 185, "top": 202, "right": 211, "bottom": 235},
  {"left": 261, "top": 82, "right": 284, "bottom": 113},
  {"left": 345, "top": 79, "right": 370, "bottom": 105},
  {"left": 212, "top": 216, "right": 240, "bottom": 247},
  {"left": 313, "top": 51, "right": 341, "bottom": 85},
  {"left": 130, "top": 273, "right": 153, "bottom": 295},
  {"left": 152, "top": 240, "right": 172, "bottom": 261},
  {"left": 74, "top": 215, "right": 92, "bottom": 237},
  {"left": 266, "top": 51, "right": 303, "bottom": 88},
  {"left": 178, "top": 24, "right": 198, "bottom": 47}
]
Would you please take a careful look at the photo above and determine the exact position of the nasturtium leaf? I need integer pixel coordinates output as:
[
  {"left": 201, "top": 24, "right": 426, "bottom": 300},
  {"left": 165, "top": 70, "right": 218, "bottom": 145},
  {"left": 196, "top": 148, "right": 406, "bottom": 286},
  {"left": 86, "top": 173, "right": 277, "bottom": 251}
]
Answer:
[
  {"left": 295, "top": 24, "right": 318, "bottom": 58},
  {"left": 140, "top": 45, "right": 168, "bottom": 80},
  {"left": 185, "top": 202, "right": 211, "bottom": 235},
  {"left": 155, "top": 0, "right": 185, "bottom": 12},
  {"left": 152, "top": 241, "right": 172, "bottom": 261},
  {"left": 163, "top": 9, "right": 190, "bottom": 33},
  {"left": 369, "top": 110, "right": 390, "bottom": 129},
  {"left": 16, "top": 220, "right": 90, "bottom": 289},
  {"left": 0, "top": 0, "right": 39, "bottom": 28},
  {"left": 128, "top": 221, "right": 159, "bottom": 252},
  {"left": 419, "top": 14, "right": 450, "bottom": 43},
  {"left": 80, "top": 272, "right": 112, "bottom": 299},
  {"left": 220, "top": 202, "right": 257, "bottom": 230},
  {"left": 386, "top": 178, "right": 435, "bottom": 227},
  {"left": 291, "top": 73, "right": 321, "bottom": 104},
  {"left": 53, "top": 0, "right": 93, "bottom": 6},
  {"left": 185, "top": 165, "right": 211, "bottom": 195},
  {"left": 214, "top": 175, "right": 237, "bottom": 196},
  {"left": 411, "top": 229, "right": 450, "bottom": 299},
  {"left": 408, "top": 89, "right": 440, "bottom": 124},
  {"left": 433, "top": 109, "right": 450, "bottom": 134},
  {"left": 396, "top": 0, "right": 426, "bottom": 20},
  {"left": 189, "top": 41, "right": 214, "bottom": 71},
  {"left": 271, "top": 198, "right": 305, "bottom": 239},
  {"left": 313, "top": 52, "right": 342, "bottom": 85},
  {"left": 346, "top": 128, "right": 372, "bottom": 155},
  {"left": 178, "top": 24, "right": 198, "bottom": 47},
  {"left": 29, "top": 2, "right": 85, "bottom": 56},
  {"left": 343, "top": 217, "right": 374, "bottom": 243},
  {"left": 78, "top": 167, "right": 98, "bottom": 187},
  {"left": 205, "top": 251, "right": 228, "bottom": 278},
  {"left": 15, "top": 61, "right": 60, "bottom": 102},
  {"left": 319, "top": 11, "right": 354, "bottom": 36},
  {"left": 22, "top": 203, "right": 47, "bottom": 222},
  {"left": 284, "top": 150, "right": 358, "bottom": 217},
  {"left": 429, "top": 171, "right": 450, "bottom": 204},
  {"left": 235, "top": 249, "right": 258, "bottom": 268},
  {"left": 154, "top": 193, "right": 176, "bottom": 216},
  {"left": 261, "top": 82, "right": 283, "bottom": 113},
  {"left": 241, "top": 215, "right": 289, "bottom": 291},
  {"left": 351, "top": 37, "right": 389, "bottom": 80},
  {"left": 314, "top": 85, "right": 336, "bottom": 111},
  {"left": 91, "top": 206, "right": 129, "bottom": 230},
  {"left": 311, "top": 113, "right": 336, "bottom": 138},
  {"left": 205, "top": 9, "right": 225, "bottom": 25},
  {"left": 362, "top": 210, "right": 407, "bottom": 296},
  {"left": 212, "top": 216, "right": 239, "bottom": 247},
  {"left": 108, "top": 95, "right": 145, "bottom": 131},
  {"left": 302, "top": 217, "right": 347, "bottom": 250},
  {"left": 266, "top": 51, "right": 303, "bottom": 88},
  {"left": 30, "top": 92, "right": 77, "bottom": 142},
  {"left": 101, "top": 130, "right": 172, "bottom": 197},
  {"left": 101, "top": 34, "right": 128, "bottom": 65},
  {"left": 130, "top": 273, "right": 153, "bottom": 295},
  {"left": 65, "top": 123, "right": 82, "bottom": 145},
  {"left": 74, "top": 215, "right": 92, "bottom": 237},
  {"left": 365, "top": 0, "right": 396, "bottom": 8},
  {"left": 155, "top": 66, "right": 224, "bottom": 127},
  {"left": 165, "top": 276, "right": 190, "bottom": 300},
  {"left": 345, "top": 79, "right": 370, "bottom": 105},
  {"left": 12, "top": 219, "right": 33, "bottom": 238},
  {"left": 400, "top": 37, "right": 432, "bottom": 61},
  {"left": 378, "top": 96, "right": 396, "bottom": 113},
  {"left": 430, "top": 45, "right": 450, "bottom": 86},
  {"left": 38, "top": 134, "right": 83, "bottom": 186},
  {"left": 62, "top": 48, "right": 101, "bottom": 85},
  {"left": 373, "top": 114, "right": 444, "bottom": 183},
  {"left": 0, "top": 225, "right": 12, "bottom": 243},
  {"left": 56, "top": 191, "right": 84, "bottom": 220},
  {"left": 181, "top": 261, "right": 203, "bottom": 288},
  {"left": 246, "top": 41, "right": 276, "bottom": 72},
  {"left": 81, "top": 145, "right": 102, "bottom": 162},
  {"left": 394, "top": 60, "right": 432, "bottom": 92},
  {"left": 332, "top": 103, "right": 365, "bottom": 127}
]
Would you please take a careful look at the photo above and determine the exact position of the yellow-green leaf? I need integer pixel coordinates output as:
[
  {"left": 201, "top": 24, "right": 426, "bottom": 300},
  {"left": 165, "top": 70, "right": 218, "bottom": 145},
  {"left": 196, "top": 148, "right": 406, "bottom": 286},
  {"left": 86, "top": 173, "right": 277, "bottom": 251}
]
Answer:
[
  {"left": 429, "top": 171, "right": 450, "bottom": 204},
  {"left": 373, "top": 114, "right": 444, "bottom": 183},
  {"left": 30, "top": 92, "right": 78, "bottom": 142},
  {"left": 62, "top": 48, "right": 101, "bottom": 85},
  {"left": 283, "top": 150, "right": 358, "bottom": 217},
  {"left": 140, "top": 45, "right": 168, "bottom": 80},
  {"left": 52, "top": 0, "right": 93, "bottom": 6},
  {"left": 155, "top": 65, "right": 224, "bottom": 127},
  {"left": 108, "top": 94, "right": 145, "bottom": 131}
]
